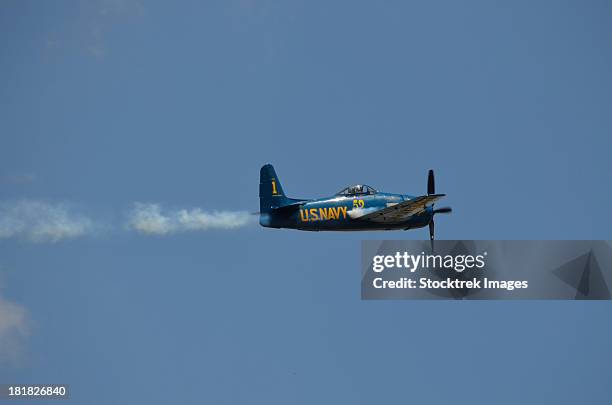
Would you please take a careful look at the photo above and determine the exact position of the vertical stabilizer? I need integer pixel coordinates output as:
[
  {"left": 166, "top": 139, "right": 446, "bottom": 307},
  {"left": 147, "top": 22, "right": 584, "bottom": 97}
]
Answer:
[{"left": 259, "top": 164, "right": 290, "bottom": 213}]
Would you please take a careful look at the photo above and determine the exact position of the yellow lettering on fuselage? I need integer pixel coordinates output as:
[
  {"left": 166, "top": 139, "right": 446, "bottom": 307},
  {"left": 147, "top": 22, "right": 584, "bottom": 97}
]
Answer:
[
  {"left": 309, "top": 208, "right": 319, "bottom": 221},
  {"left": 299, "top": 206, "right": 348, "bottom": 222}
]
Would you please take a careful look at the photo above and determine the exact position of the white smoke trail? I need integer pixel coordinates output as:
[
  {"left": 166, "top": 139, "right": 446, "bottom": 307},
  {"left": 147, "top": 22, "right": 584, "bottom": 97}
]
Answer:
[
  {"left": 0, "top": 293, "right": 29, "bottom": 364},
  {"left": 127, "top": 203, "right": 253, "bottom": 235},
  {"left": 0, "top": 200, "right": 95, "bottom": 242}
]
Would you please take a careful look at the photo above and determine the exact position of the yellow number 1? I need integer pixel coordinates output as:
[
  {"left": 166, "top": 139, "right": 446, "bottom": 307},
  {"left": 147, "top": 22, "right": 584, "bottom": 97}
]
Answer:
[{"left": 271, "top": 180, "right": 278, "bottom": 195}]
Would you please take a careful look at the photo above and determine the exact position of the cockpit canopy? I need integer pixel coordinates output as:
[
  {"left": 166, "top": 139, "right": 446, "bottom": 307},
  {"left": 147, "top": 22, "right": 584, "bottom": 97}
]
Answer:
[{"left": 336, "top": 184, "right": 377, "bottom": 196}]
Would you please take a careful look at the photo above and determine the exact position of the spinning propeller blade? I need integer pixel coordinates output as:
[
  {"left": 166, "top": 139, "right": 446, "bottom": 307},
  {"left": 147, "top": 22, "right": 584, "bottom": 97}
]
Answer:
[
  {"left": 429, "top": 219, "right": 435, "bottom": 251},
  {"left": 426, "top": 169, "right": 451, "bottom": 251},
  {"left": 427, "top": 169, "right": 435, "bottom": 195}
]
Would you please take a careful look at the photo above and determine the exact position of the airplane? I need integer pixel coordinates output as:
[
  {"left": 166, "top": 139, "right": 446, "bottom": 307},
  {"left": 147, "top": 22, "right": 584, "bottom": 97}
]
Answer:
[{"left": 258, "top": 164, "right": 452, "bottom": 247}]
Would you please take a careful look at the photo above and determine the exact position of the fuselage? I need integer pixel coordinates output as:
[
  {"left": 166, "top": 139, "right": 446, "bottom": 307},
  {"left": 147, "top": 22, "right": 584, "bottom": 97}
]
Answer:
[{"left": 260, "top": 192, "right": 433, "bottom": 231}]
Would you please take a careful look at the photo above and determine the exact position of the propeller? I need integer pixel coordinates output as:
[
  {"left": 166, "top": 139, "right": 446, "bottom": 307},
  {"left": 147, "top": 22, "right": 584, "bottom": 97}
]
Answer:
[
  {"left": 427, "top": 169, "right": 452, "bottom": 251},
  {"left": 427, "top": 169, "right": 435, "bottom": 195},
  {"left": 428, "top": 220, "right": 435, "bottom": 251}
]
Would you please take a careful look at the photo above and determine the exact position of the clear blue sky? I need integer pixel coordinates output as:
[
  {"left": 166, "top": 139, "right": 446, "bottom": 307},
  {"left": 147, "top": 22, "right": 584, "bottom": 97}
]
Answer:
[{"left": 1, "top": 1, "right": 611, "bottom": 403}]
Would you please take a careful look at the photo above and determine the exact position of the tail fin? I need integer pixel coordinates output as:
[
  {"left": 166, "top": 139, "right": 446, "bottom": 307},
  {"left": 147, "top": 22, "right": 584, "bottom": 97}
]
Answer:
[{"left": 259, "top": 164, "right": 290, "bottom": 213}]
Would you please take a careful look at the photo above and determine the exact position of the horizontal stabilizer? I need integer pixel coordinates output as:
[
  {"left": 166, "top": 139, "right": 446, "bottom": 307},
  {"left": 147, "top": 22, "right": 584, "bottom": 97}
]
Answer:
[{"left": 269, "top": 199, "right": 307, "bottom": 213}]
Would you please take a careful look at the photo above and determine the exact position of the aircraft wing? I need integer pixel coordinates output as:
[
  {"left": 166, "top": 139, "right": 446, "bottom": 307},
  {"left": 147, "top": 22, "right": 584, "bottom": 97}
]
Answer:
[{"left": 360, "top": 194, "right": 445, "bottom": 223}]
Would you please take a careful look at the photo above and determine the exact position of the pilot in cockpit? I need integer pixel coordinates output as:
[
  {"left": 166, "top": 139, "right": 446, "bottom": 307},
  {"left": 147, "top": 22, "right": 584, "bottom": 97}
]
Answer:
[
  {"left": 349, "top": 185, "right": 364, "bottom": 194},
  {"left": 337, "top": 185, "right": 376, "bottom": 196}
]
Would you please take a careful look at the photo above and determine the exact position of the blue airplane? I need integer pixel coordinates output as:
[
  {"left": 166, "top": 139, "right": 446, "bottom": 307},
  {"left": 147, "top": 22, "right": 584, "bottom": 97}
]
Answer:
[{"left": 259, "top": 164, "right": 452, "bottom": 246}]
